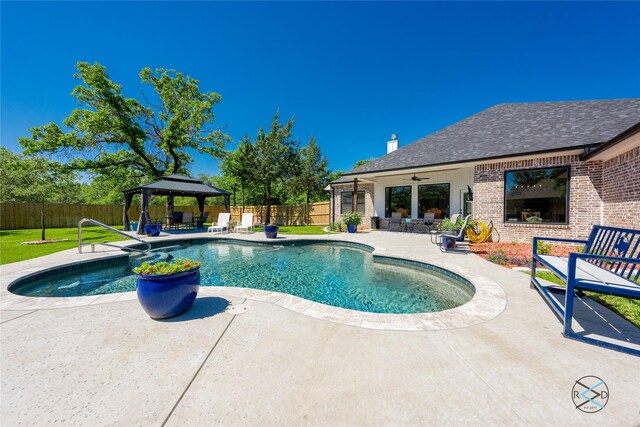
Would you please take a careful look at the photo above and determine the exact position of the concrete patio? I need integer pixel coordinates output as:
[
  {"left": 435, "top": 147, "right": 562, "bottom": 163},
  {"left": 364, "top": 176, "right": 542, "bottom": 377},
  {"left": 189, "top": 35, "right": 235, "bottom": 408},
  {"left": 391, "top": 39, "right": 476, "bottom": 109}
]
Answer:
[{"left": 1, "top": 230, "right": 638, "bottom": 426}]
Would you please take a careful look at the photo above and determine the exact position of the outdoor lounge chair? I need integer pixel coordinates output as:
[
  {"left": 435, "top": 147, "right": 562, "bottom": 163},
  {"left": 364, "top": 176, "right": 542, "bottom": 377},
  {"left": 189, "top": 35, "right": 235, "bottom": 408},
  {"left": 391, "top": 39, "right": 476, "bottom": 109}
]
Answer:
[
  {"left": 208, "top": 212, "right": 231, "bottom": 233},
  {"left": 234, "top": 213, "right": 255, "bottom": 233}
]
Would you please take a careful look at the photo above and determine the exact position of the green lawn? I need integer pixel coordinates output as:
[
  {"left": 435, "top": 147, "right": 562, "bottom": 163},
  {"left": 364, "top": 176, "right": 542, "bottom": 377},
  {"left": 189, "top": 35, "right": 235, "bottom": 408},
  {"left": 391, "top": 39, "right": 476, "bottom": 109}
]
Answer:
[
  {"left": 532, "top": 270, "right": 640, "bottom": 328},
  {"left": 1, "top": 225, "right": 335, "bottom": 264},
  {"left": 0, "top": 227, "right": 130, "bottom": 265}
]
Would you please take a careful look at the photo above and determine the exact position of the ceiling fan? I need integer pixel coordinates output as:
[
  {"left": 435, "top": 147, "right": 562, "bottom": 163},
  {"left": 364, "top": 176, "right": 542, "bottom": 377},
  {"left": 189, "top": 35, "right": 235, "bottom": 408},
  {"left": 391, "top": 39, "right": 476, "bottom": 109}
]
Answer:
[{"left": 403, "top": 174, "right": 429, "bottom": 182}]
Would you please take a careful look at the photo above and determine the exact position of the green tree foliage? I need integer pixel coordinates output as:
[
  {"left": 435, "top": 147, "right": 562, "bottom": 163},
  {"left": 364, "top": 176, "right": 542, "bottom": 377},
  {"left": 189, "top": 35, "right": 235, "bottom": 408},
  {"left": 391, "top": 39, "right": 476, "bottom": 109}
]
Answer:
[
  {"left": 291, "top": 136, "right": 330, "bottom": 204},
  {"left": 19, "top": 61, "right": 229, "bottom": 214},
  {"left": 351, "top": 158, "right": 374, "bottom": 170},
  {"left": 220, "top": 136, "right": 257, "bottom": 211},
  {"left": 253, "top": 112, "right": 300, "bottom": 224},
  {"left": 0, "top": 148, "right": 84, "bottom": 239}
]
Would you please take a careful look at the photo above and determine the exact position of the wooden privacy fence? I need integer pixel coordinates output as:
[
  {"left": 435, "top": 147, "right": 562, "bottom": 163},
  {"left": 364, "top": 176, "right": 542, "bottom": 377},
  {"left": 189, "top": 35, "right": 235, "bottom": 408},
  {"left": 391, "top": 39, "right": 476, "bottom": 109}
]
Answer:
[{"left": 0, "top": 202, "right": 330, "bottom": 230}]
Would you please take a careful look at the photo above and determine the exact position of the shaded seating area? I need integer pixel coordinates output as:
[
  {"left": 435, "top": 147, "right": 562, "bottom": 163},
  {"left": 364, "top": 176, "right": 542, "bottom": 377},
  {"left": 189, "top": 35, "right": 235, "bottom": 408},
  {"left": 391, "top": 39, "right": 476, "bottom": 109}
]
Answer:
[
  {"left": 531, "top": 225, "right": 640, "bottom": 355},
  {"left": 165, "top": 211, "right": 196, "bottom": 230},
  {"left": 122, "top": 174, "right": 231, "bottom": 235}
]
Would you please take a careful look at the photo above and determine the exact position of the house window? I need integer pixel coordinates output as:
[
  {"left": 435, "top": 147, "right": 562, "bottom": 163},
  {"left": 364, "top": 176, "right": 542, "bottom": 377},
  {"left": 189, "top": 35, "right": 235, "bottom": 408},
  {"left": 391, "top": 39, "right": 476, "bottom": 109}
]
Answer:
[
  {"left": 385, "top": 186, "right": 412, "bottom": 218},
  {"left": 418, "top": 183, "right": 450, "bottom": 219},
  {"left": 341, "top": 191, "right": 365, "bottom": 215},
  {"left": 504, "top": 167, "right": 569, "bottom": 224}
]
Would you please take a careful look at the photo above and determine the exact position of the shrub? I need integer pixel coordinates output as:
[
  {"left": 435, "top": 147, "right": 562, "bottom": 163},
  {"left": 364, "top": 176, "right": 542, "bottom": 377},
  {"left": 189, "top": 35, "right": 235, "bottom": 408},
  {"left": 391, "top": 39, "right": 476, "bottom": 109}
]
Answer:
[
  {"left": 133, "top": 258, "right": 200, "bottom": 276},
  {"left": 537, "top": 241, "right": 552, "bottom": 255},
  {"left": 328, "top": 221, "right": 343, "bottom": 232},
  {"left": 439, "top": 216, "right": 474, "bottom": 233},
  {"left": 342, "top": 211, "right": 363, "bottom": 226},
  {"left": 487, "top": 249, "right": 533, "bottom": 268}
]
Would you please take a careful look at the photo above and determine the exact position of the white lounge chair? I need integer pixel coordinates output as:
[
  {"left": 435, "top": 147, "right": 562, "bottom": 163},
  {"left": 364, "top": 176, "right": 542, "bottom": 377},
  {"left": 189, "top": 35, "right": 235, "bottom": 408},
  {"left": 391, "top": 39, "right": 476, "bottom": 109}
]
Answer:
[
  {"left": 208, "top": 212, "right": 231, "bottom": 233},
  {"left": 234, "top": 213, "right": 255, "bottom": 233}
]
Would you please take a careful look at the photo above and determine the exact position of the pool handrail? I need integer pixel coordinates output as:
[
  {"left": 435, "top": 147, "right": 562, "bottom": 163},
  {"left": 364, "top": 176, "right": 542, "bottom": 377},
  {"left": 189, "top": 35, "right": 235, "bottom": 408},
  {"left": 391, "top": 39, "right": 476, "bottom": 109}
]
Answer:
[{"left": 78, "top": 218, "right": 151, "bottom": 254}]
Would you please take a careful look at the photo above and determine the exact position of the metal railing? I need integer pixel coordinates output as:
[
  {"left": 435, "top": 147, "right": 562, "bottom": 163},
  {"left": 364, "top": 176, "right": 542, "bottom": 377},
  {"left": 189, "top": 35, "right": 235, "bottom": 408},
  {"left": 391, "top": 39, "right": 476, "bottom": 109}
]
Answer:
[{"left": 78, "top": 218, "right": 151, "bottom": 254}]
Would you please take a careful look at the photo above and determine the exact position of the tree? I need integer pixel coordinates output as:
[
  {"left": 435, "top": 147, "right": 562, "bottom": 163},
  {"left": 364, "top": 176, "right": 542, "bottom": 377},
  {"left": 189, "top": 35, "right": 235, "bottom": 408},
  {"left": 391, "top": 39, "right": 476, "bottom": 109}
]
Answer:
[
  {"left": 253, "top": 112, "right": 300, "bottom": 224},
  {"left": 351, "top": 158, "right": 374, "bottom": 170},
  {"left": 220, "top": 136, "right": 257, "bottom": 212},
  {"left": 291, "top": 136, "right": 330, "bottom": 204},
  {"left": 0, "top": 148, "right": 83, "bottom": 239},
  {"left": 19, "top": 62, "right": 229, "bottom": 216}
]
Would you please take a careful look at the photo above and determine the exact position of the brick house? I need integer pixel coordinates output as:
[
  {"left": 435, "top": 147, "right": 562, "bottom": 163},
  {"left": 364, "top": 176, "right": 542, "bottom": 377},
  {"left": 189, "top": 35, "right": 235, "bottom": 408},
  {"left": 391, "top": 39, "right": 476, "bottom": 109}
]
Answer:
[{"left": 329, "top": 99, "right": 640, "bottom": 242}]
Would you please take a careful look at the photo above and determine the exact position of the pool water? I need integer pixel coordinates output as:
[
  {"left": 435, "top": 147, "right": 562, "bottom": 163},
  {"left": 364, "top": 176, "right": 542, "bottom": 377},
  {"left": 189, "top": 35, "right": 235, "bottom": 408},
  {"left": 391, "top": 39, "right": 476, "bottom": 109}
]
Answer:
[{"left": 12, "top": 241, "right": 474, "bottom": 314}]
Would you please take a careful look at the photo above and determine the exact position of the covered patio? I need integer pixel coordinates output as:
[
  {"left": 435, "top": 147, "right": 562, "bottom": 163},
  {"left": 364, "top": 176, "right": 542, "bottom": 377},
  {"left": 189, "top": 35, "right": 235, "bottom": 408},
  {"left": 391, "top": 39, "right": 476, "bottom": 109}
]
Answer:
[{"left": 122, "top": 174, "right": 231, "bottom": 235}]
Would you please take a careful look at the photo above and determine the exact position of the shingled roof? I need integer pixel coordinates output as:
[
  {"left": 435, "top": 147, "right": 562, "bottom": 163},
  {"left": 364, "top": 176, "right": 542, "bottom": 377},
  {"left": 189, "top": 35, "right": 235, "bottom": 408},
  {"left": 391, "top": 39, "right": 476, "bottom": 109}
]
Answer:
[{"left": 344, "top": 99, "right": 640, "bottom": 176}]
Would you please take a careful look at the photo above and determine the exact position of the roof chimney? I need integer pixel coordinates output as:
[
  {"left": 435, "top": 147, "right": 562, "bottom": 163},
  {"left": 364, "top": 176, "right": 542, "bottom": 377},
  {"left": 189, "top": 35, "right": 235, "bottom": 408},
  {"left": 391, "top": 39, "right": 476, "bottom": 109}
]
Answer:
[{"left": 387, "top": 134, "right": 398, "bottom": 154}]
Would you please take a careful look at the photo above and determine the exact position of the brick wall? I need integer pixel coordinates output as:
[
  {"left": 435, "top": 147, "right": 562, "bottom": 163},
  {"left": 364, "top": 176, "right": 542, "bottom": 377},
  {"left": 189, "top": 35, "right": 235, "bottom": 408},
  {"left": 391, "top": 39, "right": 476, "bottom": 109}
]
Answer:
[
  {"left": 473, "top": 155, "right": 603, "bottom": 242},
  {"left": 603, "top": 146, "right": 640, "bottom": 229},
  {"left": 330, "top": 183, "right": 375, "bottom": 229}
]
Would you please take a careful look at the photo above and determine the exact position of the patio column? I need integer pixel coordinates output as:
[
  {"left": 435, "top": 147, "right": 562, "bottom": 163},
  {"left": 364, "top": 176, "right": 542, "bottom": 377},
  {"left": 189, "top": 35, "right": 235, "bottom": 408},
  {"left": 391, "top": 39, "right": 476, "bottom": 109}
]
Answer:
[
  {"left": 122, "top": 192, "right": 133, "bottom": 231},
  {"left": 352, "top": 178, "right": 358, "bottom": 212},
  {"left": 196, "top": 195, "right": 206, "bottom": 216}
]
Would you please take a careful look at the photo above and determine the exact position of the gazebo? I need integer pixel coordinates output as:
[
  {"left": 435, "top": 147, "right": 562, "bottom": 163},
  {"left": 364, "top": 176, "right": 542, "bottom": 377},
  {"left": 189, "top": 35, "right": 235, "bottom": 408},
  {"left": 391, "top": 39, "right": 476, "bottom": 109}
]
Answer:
[{"left": 122, "top": 174, "right": 231, "bottom": 235}]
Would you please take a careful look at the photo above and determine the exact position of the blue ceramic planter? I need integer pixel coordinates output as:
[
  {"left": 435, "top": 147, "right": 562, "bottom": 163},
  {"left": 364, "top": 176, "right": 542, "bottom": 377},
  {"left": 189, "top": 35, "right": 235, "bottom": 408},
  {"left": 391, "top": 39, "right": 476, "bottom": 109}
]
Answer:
[
  {"left": 144, "top": 223, "right": 161, "bottom": 237},
  {"left": 264, "top": 225, "right": 279, "bottom": 239},
  {"left": 347, "top": 223, "right": 357, "bottom": 233},
  {"left": 136, "top": 268, "right": 200, "bottom": 319},
  {"left": 441, "top": 234, "right": 457, "bottom": 250}
]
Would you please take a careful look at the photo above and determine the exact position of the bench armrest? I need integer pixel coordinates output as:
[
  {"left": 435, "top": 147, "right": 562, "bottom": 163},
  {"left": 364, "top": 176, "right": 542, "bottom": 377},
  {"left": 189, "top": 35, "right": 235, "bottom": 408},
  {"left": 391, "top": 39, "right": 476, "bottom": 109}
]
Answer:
[{"left": 532, "top": 236, "right": 588, "bottom": 256}]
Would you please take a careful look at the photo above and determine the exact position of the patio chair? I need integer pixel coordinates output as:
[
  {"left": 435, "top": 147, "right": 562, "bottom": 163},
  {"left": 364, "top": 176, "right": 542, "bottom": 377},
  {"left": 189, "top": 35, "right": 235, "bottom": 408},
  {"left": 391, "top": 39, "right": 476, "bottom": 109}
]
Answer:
[
  {"left": 234, "top": 213, "right": 255, "bottom": 233},
  {"left": 389, "top": 212, "right": 404, "bottom": 232},
  {"left": 195, "top": 212, "right": 209, "bottom": 229},
  {"left": 181, "top": 211, "right": 194, "bottom": 229},
  {"left": 208, "top": 212, "right": 231, "bottom": 233},
  {"left": 423, "top": 212, "right": 435, "bottom": 232}
]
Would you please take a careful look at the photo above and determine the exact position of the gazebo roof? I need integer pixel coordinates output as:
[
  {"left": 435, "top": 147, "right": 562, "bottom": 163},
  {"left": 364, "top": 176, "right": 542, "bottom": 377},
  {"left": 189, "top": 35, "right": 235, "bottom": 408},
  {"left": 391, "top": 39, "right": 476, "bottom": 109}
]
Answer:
[{"left": 123, "top": 174, "right": 231, "bottom": 197}]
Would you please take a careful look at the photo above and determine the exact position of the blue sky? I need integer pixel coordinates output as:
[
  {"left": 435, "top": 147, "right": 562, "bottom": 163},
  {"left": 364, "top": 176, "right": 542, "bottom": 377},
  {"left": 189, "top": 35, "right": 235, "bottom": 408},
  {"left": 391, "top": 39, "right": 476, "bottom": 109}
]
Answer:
[{"left": 2, "top": 1, "right": 639, "bottom": 176}]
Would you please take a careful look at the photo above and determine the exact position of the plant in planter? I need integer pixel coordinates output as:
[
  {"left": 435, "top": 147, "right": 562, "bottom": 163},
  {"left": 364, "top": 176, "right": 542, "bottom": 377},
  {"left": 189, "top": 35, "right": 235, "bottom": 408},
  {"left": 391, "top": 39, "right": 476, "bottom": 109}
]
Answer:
[
  {"left": 342, "top": 211, "right": 363, "bottom": 233},
  {"left": 264, "top": 223, "right": 279, "bottom": 238},
  {"left": 438, "top": 217, "right": 474, "bottom": 242},
  {"left": 526, "top": 216, "right": 543, "bottom": 223},
  {"left": 133, "top": 258, "right": 201, "bottom": 319}
]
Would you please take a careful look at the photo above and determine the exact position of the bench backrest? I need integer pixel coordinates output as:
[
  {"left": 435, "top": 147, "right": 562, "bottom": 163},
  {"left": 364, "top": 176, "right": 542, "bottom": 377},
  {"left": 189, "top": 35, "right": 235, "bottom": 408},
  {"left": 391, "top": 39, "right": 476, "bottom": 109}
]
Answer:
[{"left": 584, "top": 225, "right": 640, "bottom": 282}]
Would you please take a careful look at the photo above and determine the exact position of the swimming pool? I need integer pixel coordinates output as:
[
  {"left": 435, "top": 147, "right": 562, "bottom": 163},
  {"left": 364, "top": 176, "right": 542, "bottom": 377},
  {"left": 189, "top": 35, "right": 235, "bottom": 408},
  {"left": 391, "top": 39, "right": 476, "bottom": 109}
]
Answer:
[{"left": 10, "top": 240, "right": 474, "bottom": 314}]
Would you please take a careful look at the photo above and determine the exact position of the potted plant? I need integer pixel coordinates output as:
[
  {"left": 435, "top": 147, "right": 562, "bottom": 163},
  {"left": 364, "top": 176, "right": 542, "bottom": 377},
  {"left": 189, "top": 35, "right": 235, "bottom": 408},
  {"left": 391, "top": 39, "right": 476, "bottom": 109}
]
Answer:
[
  {"left": 342, "top": 211, "right": 362, "bottom": 233},
  {"left": 264, "top": 223, "right": 279, "bottom": 238},
  {"left": 133, "top": 258, "right": 201, "bottom": 319}
]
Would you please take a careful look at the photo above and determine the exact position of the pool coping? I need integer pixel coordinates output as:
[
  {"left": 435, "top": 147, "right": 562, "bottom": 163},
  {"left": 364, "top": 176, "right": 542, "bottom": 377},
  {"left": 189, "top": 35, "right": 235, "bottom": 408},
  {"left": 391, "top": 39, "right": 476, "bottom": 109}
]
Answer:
[{"left": 0, "top": 232, "right": 507, "bottom": 331}]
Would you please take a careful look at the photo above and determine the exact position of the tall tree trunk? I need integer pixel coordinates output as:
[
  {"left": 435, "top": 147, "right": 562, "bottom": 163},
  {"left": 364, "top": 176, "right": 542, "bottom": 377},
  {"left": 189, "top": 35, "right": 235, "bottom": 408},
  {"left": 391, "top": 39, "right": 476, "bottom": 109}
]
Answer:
[
  {"left": 40, "top": 198, "right": 46, "bottom": 241},
  {"left": 166, "top": 195, "right": 174, "bottom": 226},
  {"left": 241, "top": 180, "right": 245, "bottom": 214},
  {"left": 306, "top": 191, "right": 310, "bottom": 225},
  {"left": 264, "top": 182, "right": 272, "bottom": 225}
]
